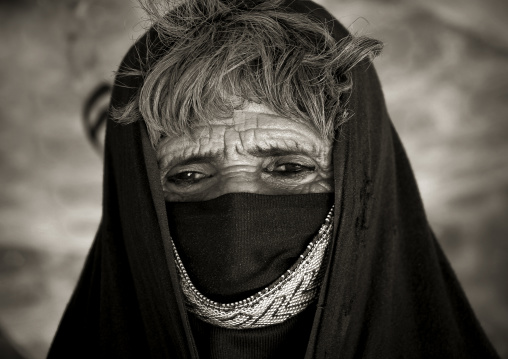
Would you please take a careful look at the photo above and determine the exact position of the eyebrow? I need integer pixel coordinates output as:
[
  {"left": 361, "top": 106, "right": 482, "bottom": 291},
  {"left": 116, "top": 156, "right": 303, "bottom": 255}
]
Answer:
[
  {"left": 247, "top": 144, "right": 317, "bottom": 158},
  {"left": 166, "top": 142, "right": 318, "bottom": 168},
  {"left": 166, "top": 150, "right": 225, "bottom": 168}
]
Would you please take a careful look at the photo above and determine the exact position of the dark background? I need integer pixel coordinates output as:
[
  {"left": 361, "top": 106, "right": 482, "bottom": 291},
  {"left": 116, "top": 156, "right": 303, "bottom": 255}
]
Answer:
[{"left": 0, "top": 0, "right": 506, "bottom": 358}]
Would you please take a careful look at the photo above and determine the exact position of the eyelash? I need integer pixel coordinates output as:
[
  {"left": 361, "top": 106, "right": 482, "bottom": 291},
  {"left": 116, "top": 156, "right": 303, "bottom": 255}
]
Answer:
[
  {"left": 265, "top": 162, "right": 315, "bottom": 177},
  {"left": 167, "top": 171, "right": 211, "bottom": 186}
]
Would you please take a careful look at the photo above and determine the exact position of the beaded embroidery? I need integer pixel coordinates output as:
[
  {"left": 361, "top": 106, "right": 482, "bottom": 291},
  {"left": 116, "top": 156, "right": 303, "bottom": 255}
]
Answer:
[{"left": 171, "top": 205, "right": 334, "bottom": 329}]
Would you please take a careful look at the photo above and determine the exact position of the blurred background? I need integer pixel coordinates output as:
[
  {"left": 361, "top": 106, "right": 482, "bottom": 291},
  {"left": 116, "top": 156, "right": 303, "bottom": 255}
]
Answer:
[{"left": 0, "top": 0, "right": 507, "bottom": 357}]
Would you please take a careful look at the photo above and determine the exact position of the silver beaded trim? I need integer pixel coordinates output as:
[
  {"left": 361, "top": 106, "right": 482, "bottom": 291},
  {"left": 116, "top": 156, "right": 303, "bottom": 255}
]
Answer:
[{"left": 171, "top": 205, "right": 334, "bottom": 329}]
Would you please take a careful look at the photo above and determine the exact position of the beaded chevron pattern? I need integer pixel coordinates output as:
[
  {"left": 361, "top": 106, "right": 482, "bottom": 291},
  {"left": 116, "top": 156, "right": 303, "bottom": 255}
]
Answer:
[{"left": 171, "top": 206, "right": 334, "bottom": 329}]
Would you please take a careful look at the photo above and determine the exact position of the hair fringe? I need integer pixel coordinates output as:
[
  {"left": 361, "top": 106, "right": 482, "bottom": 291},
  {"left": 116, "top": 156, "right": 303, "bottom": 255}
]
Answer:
[{"left": 113, "top": 0, "right": 383, "bottom": 147}]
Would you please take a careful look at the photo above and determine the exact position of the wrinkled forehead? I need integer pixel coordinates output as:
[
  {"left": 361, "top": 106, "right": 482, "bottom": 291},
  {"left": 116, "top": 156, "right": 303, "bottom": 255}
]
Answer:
[
  {"left": 166, "top": 100, "right": 324, "bottom": 143},
  {"left": 158, "top": 101, "right": 326, "bottom": 147}
]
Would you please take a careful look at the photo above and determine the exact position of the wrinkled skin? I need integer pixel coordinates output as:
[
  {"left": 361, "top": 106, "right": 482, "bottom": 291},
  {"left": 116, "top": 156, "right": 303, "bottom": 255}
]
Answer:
[{"left": 156, "top": 103, "right": 334, "bottom": 202}]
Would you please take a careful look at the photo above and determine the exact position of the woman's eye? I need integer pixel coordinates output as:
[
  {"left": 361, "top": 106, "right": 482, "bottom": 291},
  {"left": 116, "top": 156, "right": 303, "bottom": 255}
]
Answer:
[
  {"left": 270, "top": 163, "right": 315, "bottom": 176},
  {"left": 167, "top": 171, "right": 210, "bottom": 185}
]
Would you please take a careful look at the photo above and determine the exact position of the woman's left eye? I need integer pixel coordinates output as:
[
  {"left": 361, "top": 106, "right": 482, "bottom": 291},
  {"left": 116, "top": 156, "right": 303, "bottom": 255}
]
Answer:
[
  {"left": 268, "top": 162, "right": 315, "bottom": 177},
  {"left": 274, "top": 163, "right": 312, "bottom": 172}
]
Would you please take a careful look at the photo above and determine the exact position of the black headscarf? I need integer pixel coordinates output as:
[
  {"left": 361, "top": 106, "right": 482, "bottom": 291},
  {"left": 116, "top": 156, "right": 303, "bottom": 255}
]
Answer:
[{"left": 48, "top": 1, "right": 499, "bottom": 358}]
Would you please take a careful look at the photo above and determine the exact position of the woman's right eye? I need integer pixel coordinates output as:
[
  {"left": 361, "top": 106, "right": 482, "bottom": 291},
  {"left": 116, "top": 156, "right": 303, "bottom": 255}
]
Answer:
[{"left": 167, "top": 171, "right": 210, "bottom": 186}]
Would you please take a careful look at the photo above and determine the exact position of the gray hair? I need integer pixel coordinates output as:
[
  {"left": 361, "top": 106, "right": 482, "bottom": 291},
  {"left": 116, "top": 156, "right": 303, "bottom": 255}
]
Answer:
[{"left": 113, "top": 0, "right": 383, "bottom": 146}]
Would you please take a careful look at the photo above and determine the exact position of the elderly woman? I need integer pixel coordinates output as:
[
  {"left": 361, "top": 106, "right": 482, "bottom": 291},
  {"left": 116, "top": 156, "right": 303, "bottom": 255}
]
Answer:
[{"left": 48, "top": 0, "right": 499, "bottom": 358}]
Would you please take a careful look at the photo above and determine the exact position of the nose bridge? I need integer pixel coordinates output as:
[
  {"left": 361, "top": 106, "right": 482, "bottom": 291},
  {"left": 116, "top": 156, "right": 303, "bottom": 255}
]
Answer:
[
  {"left": 222, "top": 181, "right": 261, "bottom": 195},
  {"left": 219, "top": 168, "right": 263, "bottom": 195},
  {"left": 223, "top": 125, "right": 244, "bottom": 160}
]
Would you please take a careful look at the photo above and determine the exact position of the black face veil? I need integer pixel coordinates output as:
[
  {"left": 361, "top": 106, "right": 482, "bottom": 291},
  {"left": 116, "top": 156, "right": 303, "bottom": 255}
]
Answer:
[{"left": 48, "top": 1, "right": 499, "bottom": 358}]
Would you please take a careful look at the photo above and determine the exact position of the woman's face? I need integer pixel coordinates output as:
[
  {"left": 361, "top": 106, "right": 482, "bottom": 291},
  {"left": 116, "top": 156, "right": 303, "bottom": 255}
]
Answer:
[{"left": 157, "top": 103, "right": 334, "bottom": 202}]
